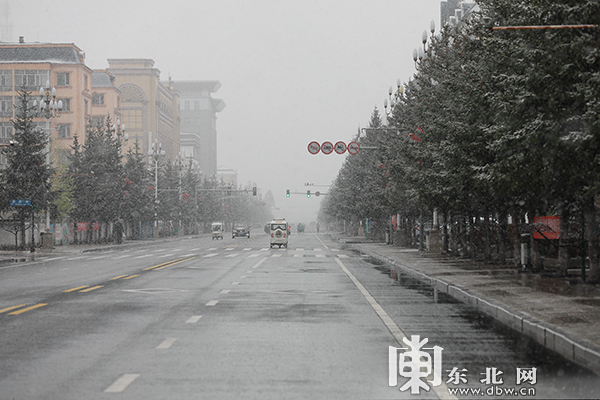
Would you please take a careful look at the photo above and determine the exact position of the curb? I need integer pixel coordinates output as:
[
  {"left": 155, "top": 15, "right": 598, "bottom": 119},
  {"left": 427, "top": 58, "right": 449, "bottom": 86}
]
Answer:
[{"left": 345, "top": 241, "right": 600, "bottom": 377}]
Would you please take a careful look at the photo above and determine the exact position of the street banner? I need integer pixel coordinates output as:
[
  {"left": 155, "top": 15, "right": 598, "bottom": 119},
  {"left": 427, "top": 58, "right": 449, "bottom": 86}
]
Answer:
[{"left": 533, "top": 216, "right": 560, "bottom": 240}]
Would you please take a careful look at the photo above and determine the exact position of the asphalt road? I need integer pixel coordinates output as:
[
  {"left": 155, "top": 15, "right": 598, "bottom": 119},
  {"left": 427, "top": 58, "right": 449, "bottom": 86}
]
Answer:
[{"left": 1, "top": 233, "right": 598, "bottom": 399}]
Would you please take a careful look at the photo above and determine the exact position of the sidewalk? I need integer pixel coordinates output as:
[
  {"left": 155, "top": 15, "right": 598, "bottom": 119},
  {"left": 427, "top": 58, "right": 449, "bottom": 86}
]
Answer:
[{"left": 332, "top": 233, "right": 600, "bottom": 377}]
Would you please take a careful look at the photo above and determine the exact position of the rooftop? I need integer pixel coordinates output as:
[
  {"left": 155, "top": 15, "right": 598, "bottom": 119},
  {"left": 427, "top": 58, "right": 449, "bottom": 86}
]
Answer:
[{"left": 0, "top": 42, "right": 85, "bottom": 64}]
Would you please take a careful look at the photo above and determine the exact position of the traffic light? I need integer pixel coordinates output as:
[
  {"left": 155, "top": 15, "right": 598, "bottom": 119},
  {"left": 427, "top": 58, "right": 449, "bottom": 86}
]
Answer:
[
  {"left": 252, "top": 186, "right": 257, "bottom": 196},
  {"left": 286, "top": 189, "right": 290, "bottom": 197},
  {"left": 307, "top": 190, "right": 311, "bottom": 198}
]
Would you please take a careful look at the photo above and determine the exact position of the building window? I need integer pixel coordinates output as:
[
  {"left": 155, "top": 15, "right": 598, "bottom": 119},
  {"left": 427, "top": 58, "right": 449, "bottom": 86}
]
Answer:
[
  {"left": 194, "top": 100, "right": 200, "bottom": 110},
  {"left": 0, "top": 122, "right": 13, "bottom": 144},
  {"left": 123, "top": 109, "right": 143, "bottom": 130},
  {"left": 0, "top": 96, "right": 13, "bottom": 117},
  {"left": 57, "top": 72, "right": 70, "bottom": 86},
  {"left": 57, "top": 124, "right": 71, "bottom": 138},
  {"left": 91, "top": 116, "right": 104, "bottom": 127},
  {"left": 0, "top": 71, "right": 12, "bottom": 92},
  {"left": 84, "top": 100, "right": 88, "bottom": 115},
  {"left": 184, "top": 101, "right": 190, "bottom": 110},
  {"left": 58, "top": 98, "right": 70, "bottom": 112},
  {"left": 92, "top": 93, "right": 105, "bottom": 105},
  {"left": 14, "top": 70, "right": 49, "bottom": 91}
]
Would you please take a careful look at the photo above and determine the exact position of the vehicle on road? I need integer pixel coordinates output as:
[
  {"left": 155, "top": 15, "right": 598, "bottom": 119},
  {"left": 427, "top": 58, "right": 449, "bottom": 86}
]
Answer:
[
  {"left": 269, "top": 219, "right": 288, "bottom": 248},
  {"left": 211, "top": 222, "right": 224, "bottom": 240},
  {"left": 297, "top": 223, "right": 305, "bottom": 233},
  {"left": 232, "top": 222, "right": 250, "bottom": 239}
]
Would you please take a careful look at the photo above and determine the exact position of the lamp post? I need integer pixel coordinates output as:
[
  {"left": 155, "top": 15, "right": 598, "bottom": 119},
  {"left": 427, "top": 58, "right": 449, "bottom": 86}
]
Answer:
[
  {"left": 148, "top": 139, "right": 165, "bottom": 238},
  {"left": 112, "top": 119, "right": 128, "bottom": 144},
  {"left": 174, "top": 152, "right": 185, "bottom": 235},
  {"left": 33, "top": 79, "right": 62, "bottom": 249},
  {"left": 413, "top": 20, "right": 436, "bottom": 68},
  {"left": 384, "top": 79, "right": 404, "bottom": 118}
]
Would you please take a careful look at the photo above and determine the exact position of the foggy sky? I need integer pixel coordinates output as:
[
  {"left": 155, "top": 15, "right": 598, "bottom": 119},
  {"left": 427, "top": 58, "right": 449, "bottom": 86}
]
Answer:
[{"left": 8, "top": 0, "right": 441, "bottom": 223}]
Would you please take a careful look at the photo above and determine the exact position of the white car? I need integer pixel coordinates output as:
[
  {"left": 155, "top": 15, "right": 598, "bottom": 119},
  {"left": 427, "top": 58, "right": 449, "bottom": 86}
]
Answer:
[{"left": 269, "top": 219, "right": 288, "bottom": 248}]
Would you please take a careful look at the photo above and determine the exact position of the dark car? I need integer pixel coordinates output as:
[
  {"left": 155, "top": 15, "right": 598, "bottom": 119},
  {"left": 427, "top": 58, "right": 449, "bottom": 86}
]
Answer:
[{"left": 232, "top": 223, "right": 250, "bottom": 239}]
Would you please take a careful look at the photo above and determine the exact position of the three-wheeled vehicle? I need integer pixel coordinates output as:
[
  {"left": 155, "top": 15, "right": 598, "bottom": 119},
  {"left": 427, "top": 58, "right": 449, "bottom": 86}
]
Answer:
[
  {"left": 269, "top": 219, "right": 288, "bottom": 248},
  {"left": 211, "top": 221, "right": 224, "bottom": 240}
]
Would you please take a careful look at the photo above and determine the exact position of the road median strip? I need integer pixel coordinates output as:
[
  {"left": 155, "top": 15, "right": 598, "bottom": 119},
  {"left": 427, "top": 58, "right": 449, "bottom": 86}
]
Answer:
[
  {"left": 143, "top": 256, "right": 196, "bottom": 271},
  {"left": 0, "top": 303, "right": 28, "bottom": 314},
  {"left": 79, "top": 285, "right": 103, "bottom": 293},
  {"left": 8, "top": 303, "right": 48, "bottom": 315},
  {"left": 63, "top": 285, "right": 89, "bottom": 293},
  {"left": 152, "top": 256, "right": 197, "bottom": 270}
]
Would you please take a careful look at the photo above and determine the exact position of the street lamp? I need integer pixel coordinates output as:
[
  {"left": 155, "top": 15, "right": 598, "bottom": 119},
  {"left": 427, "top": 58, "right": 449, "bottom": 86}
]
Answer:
[
  {"left": 174, "top": 152, "right": 185, "bottom": 235},
  {"left": 413, "top": 20, "right": 436, "bottom": 68},
  {"left": 33, "top": 79, "right": 62, "bottom": 249},
  {"left": 148, "top": 138, "right": 165, "bottom": 237},
  {"left": 384, "top": 79, "right": 404, "bottom": 117},
  {"left": 112, "top": 119, "right": 128, "bottom": 143}
]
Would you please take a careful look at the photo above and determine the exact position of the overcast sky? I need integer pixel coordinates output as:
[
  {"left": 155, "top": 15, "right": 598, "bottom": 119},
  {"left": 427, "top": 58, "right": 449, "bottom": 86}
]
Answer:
[{"left": 7, "top": 0, "right": 441, "bottom": 224}]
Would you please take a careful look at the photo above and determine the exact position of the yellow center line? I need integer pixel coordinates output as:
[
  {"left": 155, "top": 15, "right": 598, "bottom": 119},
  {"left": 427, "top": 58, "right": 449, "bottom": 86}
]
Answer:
[
  {"left": 110, "top": 275, "right": 128, "bottom": 280},
  {"left": 122, "top": 274, "right": 139, "bottom": 280},
  {"left": 0, "top": 304, "right": 28, "bottom": 314},
  {"left": 63, "top": 285, "right": 89, "bottom": 293},
  {"left": 79, "top": 285, "right": 103, "bottom": 293},
  {"left": 143, "top": 258, "right": 185, "bottom": 270},
  {"left": 8, "top": 303, "right": 47, "bottom": 315},
  {"left": 152, "top": 257, "right": 197, "bottom": 270}
]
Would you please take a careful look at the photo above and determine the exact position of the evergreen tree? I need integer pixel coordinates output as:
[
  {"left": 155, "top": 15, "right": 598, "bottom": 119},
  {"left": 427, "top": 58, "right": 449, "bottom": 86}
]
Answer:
[
  {"left": 0, "top": 90, "right": 51, "bottom": 249},
  {"left": 123, "top": 138, "right": 153, "bottom": 238},
  {"left": 69, "top": 117, "right": 124, "bottom": 241}
]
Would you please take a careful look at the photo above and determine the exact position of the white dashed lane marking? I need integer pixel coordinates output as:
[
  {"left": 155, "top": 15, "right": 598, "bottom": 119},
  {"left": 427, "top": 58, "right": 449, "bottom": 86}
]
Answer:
[
  {"left": 104, "top": 374, "right": 140, "bottom": 393},
  {"left": 156, "top": 338, "right": 178, "bottom": 349}
]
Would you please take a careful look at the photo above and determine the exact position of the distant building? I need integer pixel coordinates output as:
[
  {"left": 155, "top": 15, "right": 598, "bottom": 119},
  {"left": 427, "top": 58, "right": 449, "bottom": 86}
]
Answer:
[
  {"left": 107, "top": 59, "right": 180, "bottom": 164},
  {"left": 173, "top": 80, "right": 225, "bottom": 179},
  {"left": 91, "top": 70, "right": 122, "bottom": 135},
  {"left": 0, "top": 40, "right": 97, "bottom": 163},
  {"left": 216, "top": 166, "right": 237, "bottom": 187},
  {"left": 441, "top": 0, "right": 478, "bottom": 27}
]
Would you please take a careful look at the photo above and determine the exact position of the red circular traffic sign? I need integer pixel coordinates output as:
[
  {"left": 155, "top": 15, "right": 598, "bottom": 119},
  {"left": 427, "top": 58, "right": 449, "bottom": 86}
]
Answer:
[
  {"left": 321, "top": 141, "right": 334, "bottom": 155},
  {"left": 308, "top": 141, "right": 320, "bottom": 155},
  {"left": 334, "top": 141, "right": 347, "bottom": 154},
  {"left": 315, "top": 191, "right": 321, "bottom": 197},
  {"left": 348, "top": 141, "right": 360, "bottom": 155}
]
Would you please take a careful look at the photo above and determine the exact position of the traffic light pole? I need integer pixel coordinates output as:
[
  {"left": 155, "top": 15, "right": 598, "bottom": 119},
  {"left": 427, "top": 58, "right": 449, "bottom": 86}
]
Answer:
[{"left": 285, "top": 190, "right": 328, "bottom": 197}]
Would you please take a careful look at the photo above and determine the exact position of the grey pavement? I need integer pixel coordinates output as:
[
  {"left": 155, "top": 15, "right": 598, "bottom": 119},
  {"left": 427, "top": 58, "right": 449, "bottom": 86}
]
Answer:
[
  {"left": 332, "top": 232, "right": 600, "bottom": 378},
  {"left": 0, "top": 235, "right": 206, "bottom": 264},
  {"left": 3, "top": 231, "right": 600, "bottom": 378}
]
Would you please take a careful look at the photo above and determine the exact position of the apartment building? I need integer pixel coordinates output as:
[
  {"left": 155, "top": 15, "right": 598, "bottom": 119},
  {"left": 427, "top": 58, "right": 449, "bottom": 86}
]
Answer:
[
  {"left": 91, "top": 69, "right": 123, "bottom": 143},
  {"left": 173, "top": 80, "right": 225, "bottom": 179},
  {"left": 0, "top": 40, "right": 97, "bottom": 161},
  {"left": 107, "top": 59, "right": 180, "bottom": 164}
]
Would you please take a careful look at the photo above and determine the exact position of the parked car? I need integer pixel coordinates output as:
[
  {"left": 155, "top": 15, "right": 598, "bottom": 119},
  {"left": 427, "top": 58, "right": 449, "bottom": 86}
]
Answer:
[{"left": 232, "top": 222, "right": 250, "bottom": 239}]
